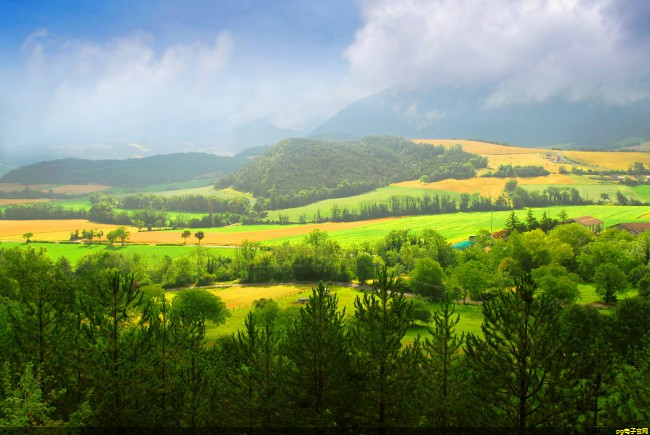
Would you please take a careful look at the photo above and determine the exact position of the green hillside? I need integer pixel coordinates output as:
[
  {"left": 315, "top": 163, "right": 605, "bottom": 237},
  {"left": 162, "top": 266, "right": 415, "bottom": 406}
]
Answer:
[
  {"left": 1, "top": 152, "right": 245, "bottom": 187},
  {"left": 220, "top": 135, "right": 486, "bottom": 208}
]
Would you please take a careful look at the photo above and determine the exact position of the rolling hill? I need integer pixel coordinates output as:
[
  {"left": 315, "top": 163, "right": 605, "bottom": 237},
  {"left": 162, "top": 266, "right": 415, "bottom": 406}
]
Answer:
[
  {"left": 1, "top": 152, "right": 246, "bottom": 187},
  {"left": 219, "top": 135, "right": 487, "bottom": 209}
]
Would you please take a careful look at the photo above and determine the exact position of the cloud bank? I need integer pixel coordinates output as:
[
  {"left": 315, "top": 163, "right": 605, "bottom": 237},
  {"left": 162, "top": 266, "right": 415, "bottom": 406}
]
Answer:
[{"left": 344, "top": 0, "right": 650, "bottom": 106}]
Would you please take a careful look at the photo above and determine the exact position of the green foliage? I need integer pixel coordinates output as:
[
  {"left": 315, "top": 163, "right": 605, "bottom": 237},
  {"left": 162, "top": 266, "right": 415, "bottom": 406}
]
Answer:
[
  {"left": 227, "top": 136, "right": 485, "bottom": 209},
  {"left": 283, "top": 283, "right": 353, "bottom": 426},
  {"left": 594, "top": 263, "right": 628, "bottom": 303},
  {"left": 170, "top": 288, "right": 229, "bottom": 331},
  {"left": 1, "top": 153, "right": 243, "bottom": 186},
  {"left": 531, "top": 264, "right": 580, "bottom": 304},
  {"left": 422, "top": 298, "right": 466, "bottom": 427},
  {"left": 465, "top": 276, "right": 570, "bottom": 429},
  {"left": 409, "top": 257, "right": 445, "bottom": 300},
  {"left": 351, "top": 266, "right": 419, "bottom": 427}
]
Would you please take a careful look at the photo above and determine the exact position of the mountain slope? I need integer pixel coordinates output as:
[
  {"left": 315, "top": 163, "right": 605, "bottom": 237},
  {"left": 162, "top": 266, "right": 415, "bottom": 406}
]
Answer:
[
  {"left": 220, "top": 135, "right": 487, "bottom": 209},
  {"left": 1, "top": 152, "right": 245, "bottom": 187},
  {"left": 313, "top": 86, "right": 650, "bottom": 149}
]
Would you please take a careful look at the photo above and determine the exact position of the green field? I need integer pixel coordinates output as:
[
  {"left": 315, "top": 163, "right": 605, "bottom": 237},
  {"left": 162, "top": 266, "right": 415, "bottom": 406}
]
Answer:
[
  {"left": 200, "top": 285, "right": 484, "bottom": 344},
  {"left": 631, "top": 185, "right": 650, "bottom": 202},
  {"left": 262, "top": 205, "right": 650, "bottom": 245},
  {"left": 266, "top": 185, "right": 461, "bottom": 221},
  {"left": 0, "top": 241, "right": 237, "bottom": 264},
  {"left": 103, "top": 179, "right": 215, "bottom": 194},
  {"left": 201, "top": 282, "right": 629, "bottom": 345}
]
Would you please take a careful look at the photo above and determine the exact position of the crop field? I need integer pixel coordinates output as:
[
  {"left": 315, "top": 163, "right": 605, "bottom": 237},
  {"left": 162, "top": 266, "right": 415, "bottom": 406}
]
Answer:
[
  {"left": 266, "top": 185, "right": 461, "bottom": 221},
  {"left": 0, "top": 198, "right": 52, "bottom": 205},
  {"left": 631, "top": 185, "right": 650, "bottom": 202},
  {"left": 0, "top": 219, "right": 129, "bottom": 242},
  {"left": 563, "top": 150, "right": 650, "bottom": 170},
  {"left": 412, "top": 139, "right": 553, "bottom": 155},
  {"left": 0, "top": 183, "right": 109, "bottom": 194},
  {"left": 264, "top": 205, "right": 650, "bottom": 245},
  {"left": 394, "top": 174, "right": 576, "bottom": 197},
  {"left": 0, "top": 217, "right": 403, "bottom": 245},
  {"left": 103, "top": 178, "right": 215, "bottom": 194},
  {"left": 0, "top": 241, "right": 237, "bottom": 265},
  {"left": 523, "top": 182, "right": 645, "bottom": 203}
]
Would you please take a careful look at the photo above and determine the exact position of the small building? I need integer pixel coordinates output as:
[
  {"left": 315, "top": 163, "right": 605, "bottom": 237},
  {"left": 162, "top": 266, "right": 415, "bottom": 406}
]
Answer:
[
  {"left": 610, "top": 222, "right": 650, "bottom": 236},
  {"left": 569, "top": 216, "right": 604, "bottom": 234}
]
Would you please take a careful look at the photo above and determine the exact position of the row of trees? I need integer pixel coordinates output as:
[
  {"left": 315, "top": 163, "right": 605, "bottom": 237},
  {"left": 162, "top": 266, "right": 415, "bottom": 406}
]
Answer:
[
  {"left": 277, "top": 185, "right": 589, "bottom": 224},
  {"left": 0, "top": 248, "right": 648, "bottom": 429}
]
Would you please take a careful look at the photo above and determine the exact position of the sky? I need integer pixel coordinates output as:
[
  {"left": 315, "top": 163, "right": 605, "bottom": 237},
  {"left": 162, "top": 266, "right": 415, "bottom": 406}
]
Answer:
[{"left": 1, "top": 0, "right": 649, "bottom": 161}]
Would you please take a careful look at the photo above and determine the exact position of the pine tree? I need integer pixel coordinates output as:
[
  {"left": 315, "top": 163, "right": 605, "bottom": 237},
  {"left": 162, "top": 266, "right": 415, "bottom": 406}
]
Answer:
[
  {"left": 79, "top": 270, "right": 152, "bottom": 426},
  {"left": 422, "top": 297, "right": 466, "bottom": 427},
  {"left": 350, "top": 265, "right": 421, "bottom": 428},
  {"left": 223, "top": 311, "right": 285, "bottom": 429},
  {"left": 465, "top": 275, "right": 569, "bottom": 432},
  {"left": 283, "top": 282, "right": 352, "bottom": 426}
]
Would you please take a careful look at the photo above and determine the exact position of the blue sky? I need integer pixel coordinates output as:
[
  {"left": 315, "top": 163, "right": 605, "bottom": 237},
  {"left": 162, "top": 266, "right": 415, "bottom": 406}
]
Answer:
[{"left": 1, "top": 0, "right": 649, "bottom": 161}]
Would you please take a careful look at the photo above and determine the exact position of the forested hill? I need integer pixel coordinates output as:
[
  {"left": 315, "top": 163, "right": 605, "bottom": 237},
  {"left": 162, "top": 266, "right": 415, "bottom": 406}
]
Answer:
[
  {"left": 1, "top": 152, "right": 246, "bottom": 186},
  {"left": 219, "top": 135, "right": 487, "bottom": 209}
]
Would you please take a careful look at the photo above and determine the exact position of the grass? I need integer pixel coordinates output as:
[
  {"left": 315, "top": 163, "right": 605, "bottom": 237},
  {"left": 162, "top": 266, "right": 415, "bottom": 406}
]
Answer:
[
  {"left": 198, "top": 284, "right": 485, "bottom": 345},
  {"left": 103, "top": 179, "right": 215, "bottom": 194},
  {"left": 523, "top": 182, "right": 644, "bottom": 203},
  {"left": 0, "top": 241, "right": 237, "bottom": 265},
  {"left": 563, "top": 151, "right": 650, "bottom": 170},
  {"left": 266, "top": 185, "right": 461, "bottom": 221},
  {"left": 200, "top": 280, "right": 619, "bottom": 345},
  {"left": 264, "top": 205, "right": 650, "bottom": 246}
]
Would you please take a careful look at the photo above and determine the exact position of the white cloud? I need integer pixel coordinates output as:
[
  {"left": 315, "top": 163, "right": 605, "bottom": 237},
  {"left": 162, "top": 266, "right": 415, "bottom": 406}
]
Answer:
[{"left": 343, "top": 0, "right": 650, "bottom": 106}]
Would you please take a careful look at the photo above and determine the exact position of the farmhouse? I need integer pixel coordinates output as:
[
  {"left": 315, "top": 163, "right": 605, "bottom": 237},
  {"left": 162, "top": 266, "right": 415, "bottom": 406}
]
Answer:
[
  {"left": 569, "top": 216, "right": 603, "bottom": 234},
  {"left": 610, "top": 222, "right": 650, "bottom": 236}
]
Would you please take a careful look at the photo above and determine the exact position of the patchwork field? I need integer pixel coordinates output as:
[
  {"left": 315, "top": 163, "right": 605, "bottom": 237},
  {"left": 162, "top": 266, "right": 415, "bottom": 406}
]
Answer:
[
  {"left": 0, "top": 183, "right": 109, "bottom": 194},
  {"left": 0, "top": 241, "right": 237, "bottom": 264},
  {"left": 266, "top": 185, "right": 461, "bottom": 221},
  {"left": 0, "top": 198, "right": 52, "bottom": 205},
  {"left": 0, "top": 217, "right": 402, "bottom": 245},
  {"left": 563, "top": 150, "right": 650, "bottom": 170},
  {"left": 395, "top": 174, "right": 576, "bottom": 197}
]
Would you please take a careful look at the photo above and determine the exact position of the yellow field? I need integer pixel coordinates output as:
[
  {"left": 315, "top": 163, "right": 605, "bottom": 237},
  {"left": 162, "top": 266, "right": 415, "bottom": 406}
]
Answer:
[
  {"left": 563, "top": 151, "right": 650, "bottom": 170},
  {"left": 413, "top": 139, "right": 562, "bottom": 172},
  {"left": 394, "top": 174, "right": 576, "bottom": 197},
  {"left": 0, "top": 218, "right": 401, "bottom": 245},
  {"left": 0, "top": 199, "right": 51, "bottom": 205},
  {"left": 412, "top": 139, "right": 553, "bottom": 154},
  {"left": 0, "top": 183, "right": 52, "bottom": 192},
  {"left": 0, "top": 219, "right": 130, "bottom": 241},
  {"left": 49, "top": 184, "right": 110, "bottom": 194},
  {"left": 165, "top": 284, "right": 312, "bottom": 309}
]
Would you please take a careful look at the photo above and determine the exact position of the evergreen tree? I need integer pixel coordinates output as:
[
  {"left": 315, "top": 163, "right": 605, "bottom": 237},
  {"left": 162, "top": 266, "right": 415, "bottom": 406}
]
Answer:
[
  {"left": 422, "top": 297, "right": 466, "bottom": 427},
  {"left": 283, "top": 282, "right": 352, "bottom": 426},
  {"left": 350, "top": 266, "right": 421, "bottom": 427},
  {"left": 223, "top": 311, "right": 285, "bottom": 429},
  {"left": 465, "top": 275, "right": 570, "bottom": 431},
  {"left": 79, "top": 270, "right": 153, "bottom": 426}
]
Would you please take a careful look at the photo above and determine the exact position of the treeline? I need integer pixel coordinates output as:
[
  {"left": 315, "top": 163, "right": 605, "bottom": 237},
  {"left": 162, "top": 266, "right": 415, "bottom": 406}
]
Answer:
[
  {"left": 486, "top": 163, "right": 550, "bottom": 178},
  {"left": 105, "top": 193, "right": 253, "bottom": 215},
  {"left": 287, "top": 184, "right": 589, "bottom": 224},
  {"left": 0, "top": 228, "right": 649, "bottom": 429},
  {"left": 219, "top": 136, "right": 488, "bottom": 209}
]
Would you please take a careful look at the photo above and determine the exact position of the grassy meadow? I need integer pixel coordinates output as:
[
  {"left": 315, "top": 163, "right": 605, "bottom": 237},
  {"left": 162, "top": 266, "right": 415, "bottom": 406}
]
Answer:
[
  {"left": 190, "top": 280, "right": 627, "bottom": 345},
  {"left": 0, "top": 241, "right": 237, "bottom": 265}
]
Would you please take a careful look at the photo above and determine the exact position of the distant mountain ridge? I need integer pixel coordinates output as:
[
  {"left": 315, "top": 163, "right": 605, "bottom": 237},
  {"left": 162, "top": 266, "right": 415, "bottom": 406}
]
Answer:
[
  {"left": 1, "top": 152, "right": 247, "bottom": 187},
  {"left": 313, "top": 86, "right": 650, "bottom": 150}
]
